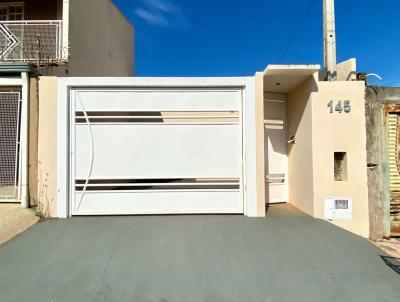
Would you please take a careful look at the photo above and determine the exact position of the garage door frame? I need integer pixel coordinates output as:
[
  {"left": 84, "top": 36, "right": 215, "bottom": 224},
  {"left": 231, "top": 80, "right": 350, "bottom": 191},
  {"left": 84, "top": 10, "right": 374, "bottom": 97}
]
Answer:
[{"left": 57, "top": 77, "right": 258, "bottom": 217}]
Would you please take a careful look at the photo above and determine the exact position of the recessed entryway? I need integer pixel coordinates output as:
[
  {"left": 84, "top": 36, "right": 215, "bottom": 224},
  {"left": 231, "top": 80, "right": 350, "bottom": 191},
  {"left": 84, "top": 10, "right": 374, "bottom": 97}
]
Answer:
[{"left": 264, "top": 93, "right": 288, "bottom": 204}]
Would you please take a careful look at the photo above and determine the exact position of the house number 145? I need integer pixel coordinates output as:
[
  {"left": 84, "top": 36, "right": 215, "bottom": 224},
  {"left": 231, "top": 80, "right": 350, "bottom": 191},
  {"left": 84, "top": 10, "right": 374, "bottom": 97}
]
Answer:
[{"left": 327, "top": 100, "right": 351, "bottom": 113}]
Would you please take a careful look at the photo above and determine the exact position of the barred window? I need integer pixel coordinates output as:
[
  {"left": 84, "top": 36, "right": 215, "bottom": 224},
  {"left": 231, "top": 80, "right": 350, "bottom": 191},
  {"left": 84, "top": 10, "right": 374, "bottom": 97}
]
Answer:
[{"left": 0, "top": 4, "right": 24, "bottom": 21}]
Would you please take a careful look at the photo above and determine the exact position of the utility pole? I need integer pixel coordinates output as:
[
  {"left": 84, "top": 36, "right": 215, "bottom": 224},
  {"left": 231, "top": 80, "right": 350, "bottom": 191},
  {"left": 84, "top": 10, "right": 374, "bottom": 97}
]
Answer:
[{"left": 323, "top": 0, "right": 337, "bottom": 81}]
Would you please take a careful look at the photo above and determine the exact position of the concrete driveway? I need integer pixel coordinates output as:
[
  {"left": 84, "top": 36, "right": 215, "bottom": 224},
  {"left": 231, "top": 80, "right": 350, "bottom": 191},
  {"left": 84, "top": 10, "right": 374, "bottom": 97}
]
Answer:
[{"left": 0, "top": 205, "right": 399, "bottom": 302}]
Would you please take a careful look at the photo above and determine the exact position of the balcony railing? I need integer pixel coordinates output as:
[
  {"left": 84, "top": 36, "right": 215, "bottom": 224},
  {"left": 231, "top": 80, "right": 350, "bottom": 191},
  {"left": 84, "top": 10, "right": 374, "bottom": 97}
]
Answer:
[{"left": 0, "top": 20, "right": 64, "bottom": 64}]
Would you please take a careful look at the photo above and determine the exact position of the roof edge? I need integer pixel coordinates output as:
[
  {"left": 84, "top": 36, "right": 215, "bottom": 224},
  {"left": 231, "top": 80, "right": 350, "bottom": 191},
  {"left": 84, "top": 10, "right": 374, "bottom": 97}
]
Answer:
[
  {"left": 263, "top": 64, "right": 321, "bottom": 75},
  {"left": 0, "top": 63, "right": 32, "bottom": 73}
]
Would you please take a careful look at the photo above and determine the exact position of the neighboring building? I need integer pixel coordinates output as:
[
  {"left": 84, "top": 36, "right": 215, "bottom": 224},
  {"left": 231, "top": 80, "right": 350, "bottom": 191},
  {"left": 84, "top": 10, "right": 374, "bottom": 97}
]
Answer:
[
  {"left": 366, "top": 87, "right": 400, "bottom": 240},
  {"left": 0, "top": 0, "right": 134, "bottom": 213},
  {"left": 0, "top": 0, "right": 134, "bottom": 76}
]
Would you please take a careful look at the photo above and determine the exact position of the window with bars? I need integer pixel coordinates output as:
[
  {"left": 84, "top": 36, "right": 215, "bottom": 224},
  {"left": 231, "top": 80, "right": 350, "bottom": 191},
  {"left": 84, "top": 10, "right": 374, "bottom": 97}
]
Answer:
[
  {"left": 0, "top": 3, "right": 24, "bottom": 21},
  {"left": 0, "top": 92, "right": 21, "bottom": 201}
]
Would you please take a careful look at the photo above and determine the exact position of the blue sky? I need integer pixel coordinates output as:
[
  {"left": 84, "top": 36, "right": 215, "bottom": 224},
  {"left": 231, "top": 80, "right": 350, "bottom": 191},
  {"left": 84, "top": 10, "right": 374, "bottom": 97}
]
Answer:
[{"left": 113, "top": 0, "right": 400, "bottom": 86}]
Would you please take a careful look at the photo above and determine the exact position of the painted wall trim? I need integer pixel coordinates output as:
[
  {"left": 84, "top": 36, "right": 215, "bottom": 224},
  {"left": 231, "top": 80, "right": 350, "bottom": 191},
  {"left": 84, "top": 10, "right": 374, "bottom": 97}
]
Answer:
[
  {"left": 57, "top": 77, "right": 258, "bottom": 218},
  {"left": 20, "top": 72, "right": 29, "bottom": 207},
  {"left": 255, "top": 72, "right": 266, "bottom": 216},
  {"left": 0, "top": 77, "right": 23, "bottom": 86},
  {"left": 62, "top": 0, "right": 69, "bottom": 61}
]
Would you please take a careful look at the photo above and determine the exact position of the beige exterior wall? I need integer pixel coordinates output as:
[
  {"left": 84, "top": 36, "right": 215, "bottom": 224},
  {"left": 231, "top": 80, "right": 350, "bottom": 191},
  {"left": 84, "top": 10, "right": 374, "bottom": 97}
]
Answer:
[
  {"left": 336, "top": 58, "right": 357, "bottom": 81},
  {"left": 255, "top": 73, "right": 266, "bottom": 216},
  {"left": 36, "top": 77, "right": 57, "bottom": 217},
  {"left": 311, "top": 80, "right": 369, "bottom": 237},
  {"left": 31, "top": 73, "right": 370, "bottom": 236},
  {"left": 287, "top": 78, "right": 315, "bottom": 216}
]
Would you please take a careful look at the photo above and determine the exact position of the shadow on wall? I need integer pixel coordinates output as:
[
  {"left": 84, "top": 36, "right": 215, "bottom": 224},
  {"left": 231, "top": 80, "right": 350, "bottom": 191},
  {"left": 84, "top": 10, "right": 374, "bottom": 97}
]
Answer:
[
  {"left": 380, "top": 256, "right": 400, "bottom": 275},
  {"left": 266, "top": 128, "right": 287, "bottom": 156},
  {"left": 287, "top": 76, "right": 318, "bottom": 156},
  {"left": 264, "top": 96, "right": 288, "bottom": 157}
]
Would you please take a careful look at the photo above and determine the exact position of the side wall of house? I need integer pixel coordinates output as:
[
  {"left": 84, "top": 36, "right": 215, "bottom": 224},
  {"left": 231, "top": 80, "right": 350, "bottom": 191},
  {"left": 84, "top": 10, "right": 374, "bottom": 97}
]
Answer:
[
  {"left": 312, "top": 81, "right": 369, "bottom": 238},
  {"left": 287, "top": 78, "right": 315, "bottom": 216},
  {"left": 66, "top": 0, "right": 134, "bottom": 77},
  {"left": 36, "top": 76, "right": 57, "bottom": 217}
]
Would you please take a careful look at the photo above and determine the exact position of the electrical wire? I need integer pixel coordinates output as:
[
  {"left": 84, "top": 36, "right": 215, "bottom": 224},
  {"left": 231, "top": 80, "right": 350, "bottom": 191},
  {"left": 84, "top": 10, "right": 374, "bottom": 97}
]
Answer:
[{"left": 276, "top": 0, "right": 317, "bottom": 64}]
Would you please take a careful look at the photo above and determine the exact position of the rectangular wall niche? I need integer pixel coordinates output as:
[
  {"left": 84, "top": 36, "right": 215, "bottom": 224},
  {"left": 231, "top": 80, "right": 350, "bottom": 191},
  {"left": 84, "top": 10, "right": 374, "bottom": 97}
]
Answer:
[{"left": 334, "top": 152, "right": 347, "bottom": 181}]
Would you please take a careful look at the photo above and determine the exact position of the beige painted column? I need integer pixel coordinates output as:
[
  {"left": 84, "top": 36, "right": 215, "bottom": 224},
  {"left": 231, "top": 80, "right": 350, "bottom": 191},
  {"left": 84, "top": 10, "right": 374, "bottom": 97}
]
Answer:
[
  {"left": 255, "top": 72, "right": 266, "bottom": 216},
  {"left": 37, "top": 77, "right": 58, "bottom": 217},
  {"left": 28, "top": 76, "right": 39, "bottom": 207}
]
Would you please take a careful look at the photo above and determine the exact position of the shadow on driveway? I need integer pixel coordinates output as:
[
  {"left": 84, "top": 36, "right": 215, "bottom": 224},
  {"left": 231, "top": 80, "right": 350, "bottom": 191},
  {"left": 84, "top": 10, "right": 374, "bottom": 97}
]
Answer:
[{"left": 381, "top": 256, "right": 400, "bottom": 275}]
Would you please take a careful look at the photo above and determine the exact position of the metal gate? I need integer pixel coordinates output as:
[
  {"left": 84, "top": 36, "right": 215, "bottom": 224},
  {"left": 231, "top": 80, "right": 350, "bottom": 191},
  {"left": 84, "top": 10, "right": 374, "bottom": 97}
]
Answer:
[
  {"left": 264, "top": 97, "right": 288, "bottom": 204},
  {"left": 0, "top": 91, "right": 21, "bottom": 202},
  {"left": 387, "top": 113, "right": 400, "bottom": 236},
  {"left": 69, "top": 88, "right": 244, "bottom": 215}
]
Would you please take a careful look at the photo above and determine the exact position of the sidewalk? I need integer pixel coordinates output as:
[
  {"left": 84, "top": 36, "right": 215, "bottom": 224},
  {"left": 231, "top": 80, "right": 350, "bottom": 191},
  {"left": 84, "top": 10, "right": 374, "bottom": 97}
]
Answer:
[
  {"left": 373, "top": 238, "right": 400, "bottom": 258},
  {"left": 0, "top": 204, "right": 39, "bottom": 245}
]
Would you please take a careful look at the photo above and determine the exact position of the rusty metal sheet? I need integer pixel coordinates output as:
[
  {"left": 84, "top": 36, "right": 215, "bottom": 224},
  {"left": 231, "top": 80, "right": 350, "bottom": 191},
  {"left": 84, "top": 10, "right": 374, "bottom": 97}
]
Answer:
[{"left": 387, "top": 113, "right": 400, "bottom": 237}]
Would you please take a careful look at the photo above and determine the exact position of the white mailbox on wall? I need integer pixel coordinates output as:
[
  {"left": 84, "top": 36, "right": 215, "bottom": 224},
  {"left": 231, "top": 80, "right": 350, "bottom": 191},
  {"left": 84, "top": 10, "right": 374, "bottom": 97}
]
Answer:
[{"left": 324, "top": 197, "right": 353, "bottom": 220}]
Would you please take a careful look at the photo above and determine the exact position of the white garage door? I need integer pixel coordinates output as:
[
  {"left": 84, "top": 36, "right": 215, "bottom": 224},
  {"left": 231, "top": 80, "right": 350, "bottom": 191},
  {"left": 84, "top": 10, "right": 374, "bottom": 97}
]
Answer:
[{"left": 70, "top": 88, "right": 244, "bottom": 215}]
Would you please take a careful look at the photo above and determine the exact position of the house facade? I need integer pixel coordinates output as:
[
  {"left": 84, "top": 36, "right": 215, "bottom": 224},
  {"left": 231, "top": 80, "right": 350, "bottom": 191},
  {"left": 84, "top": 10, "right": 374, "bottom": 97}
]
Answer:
[
  {"left": 0, "top": 0, "right": 134, "bottom": 215},
  {"left": 22, "top": 62, "right": 369, "bottom": 239},
  {"left": 1, "top": 2, "right": 390, "bottom": 241}
]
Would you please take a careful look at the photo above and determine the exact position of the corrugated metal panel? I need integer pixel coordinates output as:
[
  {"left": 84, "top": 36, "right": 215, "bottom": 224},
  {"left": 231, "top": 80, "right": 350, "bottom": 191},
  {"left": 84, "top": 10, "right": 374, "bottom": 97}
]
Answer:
[{"left": 387, "top": 113, "right": 400, "bottom": 236}]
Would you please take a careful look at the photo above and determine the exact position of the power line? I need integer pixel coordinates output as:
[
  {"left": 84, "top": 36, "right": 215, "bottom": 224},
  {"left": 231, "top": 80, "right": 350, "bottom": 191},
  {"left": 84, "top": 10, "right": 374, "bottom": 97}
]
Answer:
[{"left": 276, "top": 0, "right": 317, "bottom": 64}]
